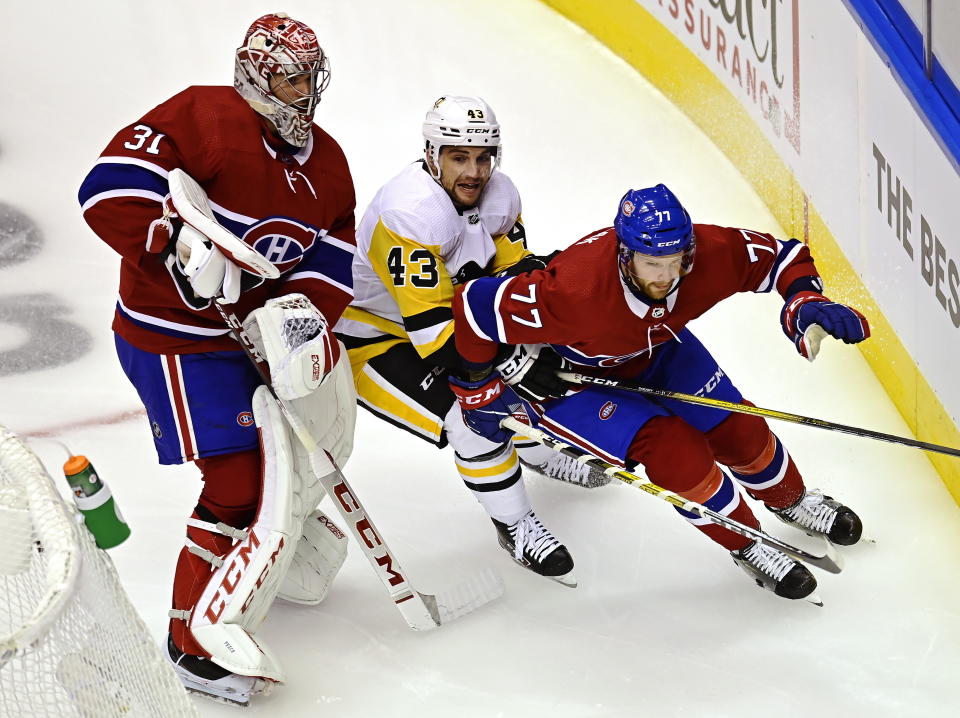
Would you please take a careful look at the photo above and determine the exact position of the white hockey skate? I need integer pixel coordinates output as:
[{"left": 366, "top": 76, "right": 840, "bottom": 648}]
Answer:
[
  {"left": 165, "top": 635, "right": 272, "bottom": 707},
  {"left": 492, "top": 510, "right": 576, "bottom": 587},
  {"left": 520, "top": 453, "right": 610, "bottom": 489},
  {"left": 730, "top": 540, "right": 822, "bottom": 606}
]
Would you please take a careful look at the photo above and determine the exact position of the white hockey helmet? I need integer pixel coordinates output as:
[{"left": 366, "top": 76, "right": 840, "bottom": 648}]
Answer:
[
  {"left": 422, "top": 96, "right": 501, "bottom": 179},
  {"left": 234, "top": 13, "right": 330, "bottom": 148}
]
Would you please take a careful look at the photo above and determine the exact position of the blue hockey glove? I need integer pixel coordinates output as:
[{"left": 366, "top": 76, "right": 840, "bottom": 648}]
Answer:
[
  {"left": 449, "top": 371, "right": 522, "bottom": 443},
  {"left": 781, "top": 291, "right": 870, "bottom": 360}
]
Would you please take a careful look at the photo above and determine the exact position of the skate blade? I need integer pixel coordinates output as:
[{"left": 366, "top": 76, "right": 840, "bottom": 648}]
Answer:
[
  {"left": 169, "top": 656, "right": 273, "bottom": 707},
  {"left": 549, "top": 570, "right": 578, "bottom": 588},
  {"left": 179, "top": 676, "right": 272, "bottom": 707},
  {"left": 802, "top": 527, "right": 875, "bottom": 548},
  {"left": 803, "top": 591, "right": 824, "bottom": 607},
  {"left": 509, "top": 555, "right": 578, "bottom": 587}
]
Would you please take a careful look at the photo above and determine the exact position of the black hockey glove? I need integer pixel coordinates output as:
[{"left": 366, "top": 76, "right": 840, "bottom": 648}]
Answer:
[
  {"left": 495, "top": 251, "right": 561, "bottom": 278},
  {"left": 495, "top": 344, "right": 571, "bottom": 403}
]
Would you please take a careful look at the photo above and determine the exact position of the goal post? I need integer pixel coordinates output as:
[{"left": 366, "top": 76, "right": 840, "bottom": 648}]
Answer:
[{"left": 0, "top": 424, "right": 199, "bottom": 718}]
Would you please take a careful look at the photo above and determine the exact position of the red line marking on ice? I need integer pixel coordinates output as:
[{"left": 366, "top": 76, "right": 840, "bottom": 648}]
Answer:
[{"left": 21, "top": 408, "right": 146, "bottom": 438}]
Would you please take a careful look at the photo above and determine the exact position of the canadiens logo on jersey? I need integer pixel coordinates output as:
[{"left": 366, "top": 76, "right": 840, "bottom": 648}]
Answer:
[{"left": 242, "top": 217, "right": 320, "bottom": 273}]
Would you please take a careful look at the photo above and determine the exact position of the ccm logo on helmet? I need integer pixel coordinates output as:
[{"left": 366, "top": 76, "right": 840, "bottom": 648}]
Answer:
[{"left": 243, "top": 217, "right": 320, "bottom": 273}]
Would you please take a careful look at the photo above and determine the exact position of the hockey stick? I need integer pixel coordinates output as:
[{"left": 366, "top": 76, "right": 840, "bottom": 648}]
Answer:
[
  {"left": 214, "top": 300, "right": 504, "bottom": 630},
  {"left": 557, "top": 371, "right": 960, "bottom": 459},
  {"left": 501, "top": 416, "right": 842, "bottom": 574}
]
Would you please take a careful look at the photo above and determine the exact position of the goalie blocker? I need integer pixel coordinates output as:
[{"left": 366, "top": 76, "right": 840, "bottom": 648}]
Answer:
[{"left": 176, "top": 294, "right": 355, "bottom": 684}]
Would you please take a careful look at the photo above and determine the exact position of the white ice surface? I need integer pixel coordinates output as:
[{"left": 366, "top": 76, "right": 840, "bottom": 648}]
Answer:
[{"left": 2, "top": 1, "right": 959, "bottom": 716}]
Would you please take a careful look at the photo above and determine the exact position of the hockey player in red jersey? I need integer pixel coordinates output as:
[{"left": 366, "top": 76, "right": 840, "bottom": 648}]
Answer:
[
  {"left": 451, "top": 184, "right": 869, "bottom": 603},
  {"left": 79, "top": 13, "right": 356, "bottom": 705}
]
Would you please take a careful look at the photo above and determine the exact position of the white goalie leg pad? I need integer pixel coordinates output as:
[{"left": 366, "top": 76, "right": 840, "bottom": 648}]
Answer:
[
  {"left": 188, "top": 385, "right": 298, "bottom": 682},
  {"left": 272, "top": 347, "right": 356, "bottom": 606},
  {"left": 275, "top": 353, "right": 356, "bottom": 596},
  {"left": 288, "top": 350, "right": 357, "bottom": 472},
  {"left": 278, "top": 509, "right": 348, "bottom": 605}
]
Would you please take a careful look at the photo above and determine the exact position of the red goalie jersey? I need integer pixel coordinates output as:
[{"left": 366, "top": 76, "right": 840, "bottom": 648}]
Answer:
[
  {"left": 454, "top": 225, "right": 820, "bottom": 377},
  {"left": 79, "top": 86, "right": 357, "bottom": 354}
]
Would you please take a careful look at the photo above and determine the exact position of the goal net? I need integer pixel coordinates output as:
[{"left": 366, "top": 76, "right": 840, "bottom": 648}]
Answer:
[{"left": 0, "top": 425, "right": 199, "bottom": 718}]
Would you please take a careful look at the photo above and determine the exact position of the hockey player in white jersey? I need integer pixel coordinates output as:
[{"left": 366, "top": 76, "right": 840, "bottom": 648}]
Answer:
[{"left": 335, "top": 96, "right": 606, "bottom": 586}]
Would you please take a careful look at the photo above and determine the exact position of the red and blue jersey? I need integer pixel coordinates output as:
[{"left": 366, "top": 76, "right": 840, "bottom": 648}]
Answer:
[
  {"left": 454, "top": 224, "right": 819, "bottom": 377},
  {"left": 79, "top": 86, "right": 356, "bottom": 354}
]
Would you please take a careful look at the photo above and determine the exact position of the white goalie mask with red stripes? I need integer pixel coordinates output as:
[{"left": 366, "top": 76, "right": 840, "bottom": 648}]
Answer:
[{"left": 234, "top": 13, "right": 330, "bottom": 148}]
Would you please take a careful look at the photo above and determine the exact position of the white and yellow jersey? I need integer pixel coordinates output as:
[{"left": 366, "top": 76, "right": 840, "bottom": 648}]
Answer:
[{"left": 336, "top": 161, "right": 529, "bottom": 362}]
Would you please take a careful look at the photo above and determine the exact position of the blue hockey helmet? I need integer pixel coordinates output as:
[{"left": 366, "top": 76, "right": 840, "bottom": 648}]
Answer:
[
  {"left": 615, "top": 185, "right": 696, "bottom": 286},
  {"left": 614, "top": 184, "right": 694, "bottom": 258}
]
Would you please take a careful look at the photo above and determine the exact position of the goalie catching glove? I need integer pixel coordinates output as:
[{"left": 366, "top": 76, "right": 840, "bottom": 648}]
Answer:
[
  {"left": 242, "top": 294, "right": 340, "bottom": 400},
  {"left": 781, "top": 290, "right": 870, "bottom": 361}
]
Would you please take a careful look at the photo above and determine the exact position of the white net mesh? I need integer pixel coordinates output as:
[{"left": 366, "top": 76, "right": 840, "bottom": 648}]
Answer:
[
  {"left": 0, "top": 425, "right": 199, "bottom": 718},
  {"left": 277, "top": 294, "right": 324, "bottom": 350}
]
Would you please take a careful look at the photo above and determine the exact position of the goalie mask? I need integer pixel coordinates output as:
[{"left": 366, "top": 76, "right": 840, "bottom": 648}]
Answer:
[
  {"left": 614, "top": 184, "right": 696, "bottom": 287},
  {"left": 422, "top": 95, "right": 502, "bottom": 181},
  {"left": 235, "top": 13, "right": 330, "bottom": 148}
]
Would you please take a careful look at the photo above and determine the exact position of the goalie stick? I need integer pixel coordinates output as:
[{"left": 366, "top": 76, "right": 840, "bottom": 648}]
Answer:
[
  {"left": 500, "top": 416, "right": 843, "bottom": 574},
  {"left": 557, "top": 371, "right": 960, "bottom": 459},
  {"left": 214, "top": 299, "right": 504, "bottom": 630}
]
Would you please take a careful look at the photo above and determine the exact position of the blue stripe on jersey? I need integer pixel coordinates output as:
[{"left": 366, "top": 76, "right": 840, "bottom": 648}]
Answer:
[
  {"left": 463, "top": 276, "right": 511, "bottom": 342},
  {"left": 758, "top": 238, "right": 804, "bottom": 294},
  {"left": 675, "top": 469, "right": 738, "bottom": 520},
  {"left": 78, "top": 163, "right": 169, "bottom": 206},
  {"left": 116, "top": 302, "right": 225, "bottom": 341},
  {"left": 292, "top": 238, "right": 355, "bottom": 289},
  {"left": 213, "top": 212, "right": 254, "bottom": 238}
]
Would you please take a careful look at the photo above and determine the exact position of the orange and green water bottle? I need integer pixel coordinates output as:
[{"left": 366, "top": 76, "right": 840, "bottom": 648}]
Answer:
[{"left": 62, "top": 455, "right": 131, "bottom": 549}]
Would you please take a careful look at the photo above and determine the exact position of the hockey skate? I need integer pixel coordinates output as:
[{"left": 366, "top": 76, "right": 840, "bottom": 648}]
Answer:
[
  {"left": 768, "top": 489, "right": 863, "bottom": 546},
  {"left": 165, "top": 635, "right": 271, "bottom": 706},
  {"left": 731, "top": 540, "right": 821, "bottom": 605},
  {"left": 492, "top": 510, "right": 576, "bottom": 587},
  {"left": 520, "top": 454, "right": 611, "bottom": 489}
]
